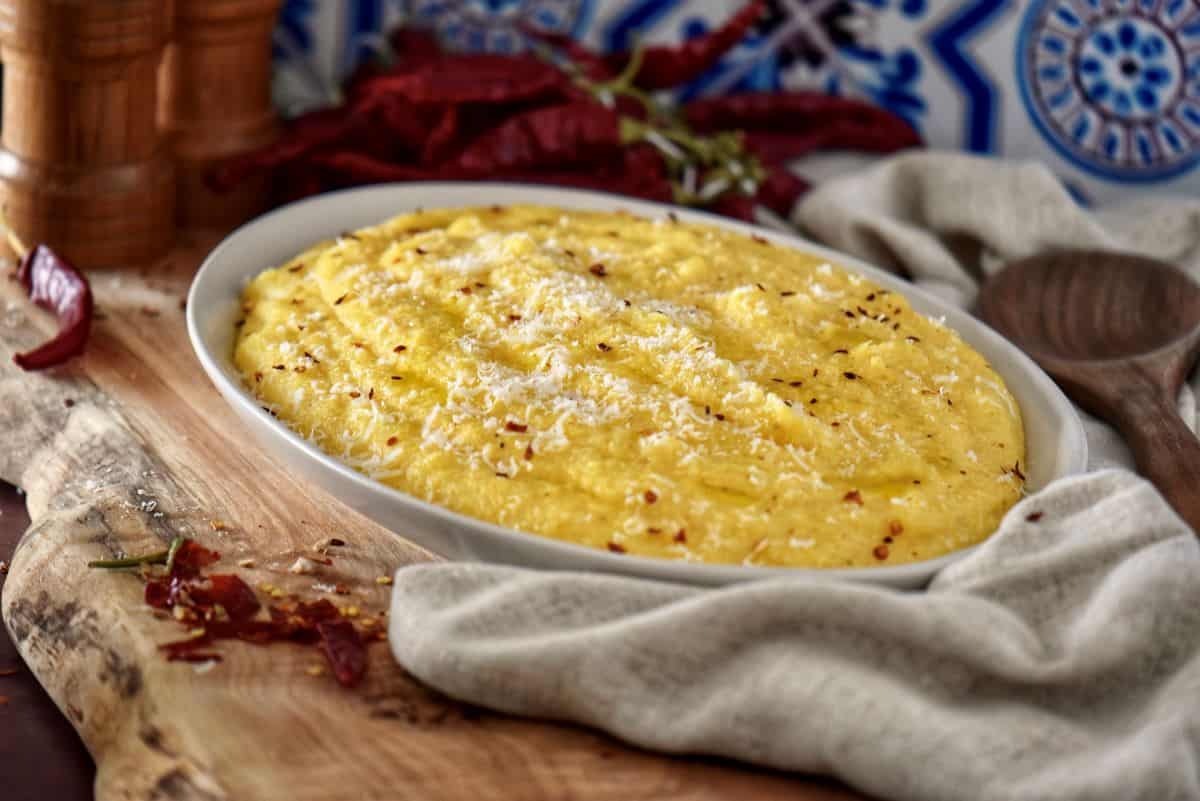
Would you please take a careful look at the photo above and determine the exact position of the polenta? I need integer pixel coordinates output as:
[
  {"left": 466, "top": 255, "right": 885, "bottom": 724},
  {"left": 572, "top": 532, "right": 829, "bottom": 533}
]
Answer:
[{"left": 234, "top": 205, "right": 1025, "bottom": 568}]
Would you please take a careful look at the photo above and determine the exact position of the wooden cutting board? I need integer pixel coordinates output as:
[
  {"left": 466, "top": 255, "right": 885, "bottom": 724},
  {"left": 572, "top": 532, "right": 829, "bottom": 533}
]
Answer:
[{"left": 0, "top": 231, "right": 867, "bottom": 801}]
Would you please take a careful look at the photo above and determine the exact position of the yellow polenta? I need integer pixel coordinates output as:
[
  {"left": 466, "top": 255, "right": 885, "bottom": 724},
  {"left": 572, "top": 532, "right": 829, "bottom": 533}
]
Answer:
[{"left": 234, "top": 205, "right": 1025, "bottom": 568}]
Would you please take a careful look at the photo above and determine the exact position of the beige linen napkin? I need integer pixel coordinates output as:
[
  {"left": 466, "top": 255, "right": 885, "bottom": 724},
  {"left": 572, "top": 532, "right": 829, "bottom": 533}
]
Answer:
[{"left": 389, "top": 153, "right": 1200, "bottom": 801}]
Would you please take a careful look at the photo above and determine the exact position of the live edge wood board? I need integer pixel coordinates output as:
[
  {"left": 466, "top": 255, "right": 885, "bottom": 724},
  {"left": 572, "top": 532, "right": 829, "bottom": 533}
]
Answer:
[{"left": 0, "top": 232, "right": 867, "bottom": 801}]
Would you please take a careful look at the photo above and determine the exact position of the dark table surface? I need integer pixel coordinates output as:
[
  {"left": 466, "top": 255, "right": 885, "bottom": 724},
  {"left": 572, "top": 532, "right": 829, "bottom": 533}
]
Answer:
[{"left": 0, "top": 481, "right": 94, "bottom": 798}]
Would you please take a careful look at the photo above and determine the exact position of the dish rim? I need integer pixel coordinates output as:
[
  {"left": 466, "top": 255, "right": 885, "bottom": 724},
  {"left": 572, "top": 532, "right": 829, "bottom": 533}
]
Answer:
[{"left": 188, "top": 181, "right": 1089, "bottom": 586}]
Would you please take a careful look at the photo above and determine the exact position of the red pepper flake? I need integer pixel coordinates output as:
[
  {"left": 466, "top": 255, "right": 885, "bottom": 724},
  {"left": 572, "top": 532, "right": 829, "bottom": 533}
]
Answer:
[
  {"left": 596, "top": 342, "right": 612, "bottom": 352},
  {"left": 588, "top": 263, "right": 607, "bottom": 278},
  {"left": 303, "top": 351, "right": 320, "bottom": 363},
  {"left": 832, "top": 349, "right": 848, "bottom": 355},
  {"left": 459, "top": 286, "right": 473, "bottom": 295},
  {"left": 1025, "top": 511, "right": 1044, "bottom": 522},
  {"left": 643, "top": 489, "right": 658, "bottom": 504},
  {"left": 348, "top": 391, "right": 361, "bottom": 399},
  {"left": 780, "top": 290, "right": 796, "bottom": 297},
  {"left": 334, "top": 293, "right": 348, "bottom": 305},
  {"left": 831, "top": 421, "right": 840, "bottom": 427},
  {"left": 843, "top": 490, "right": 863, "bottom": 505},
  {"left": 809, "top": 398, "right": 818, "bottom": 404},
  {"left": 64, "top": 398, "right": 75, "bottom": 408},
  {"left": 368, "top": 388, "right": 375, "bottom": 400},
  {"left": 272, "top": 364, "right": 285, "bottom": 371},
  {"left": 788, "top": 380, "right": 803, "bottom": 387},
  {"left": 524, "top": 444, "right": 534, "bottom": 460},
  {"left": 495, "top": 471, "right": 510, "bottom": 478},
  {"left": 353, "top": 342, "right": 364, "bottom": 348},
  {"left": 873, "top": 544, "right": 890, "bottom": 560},
  {"left": 504, "top": 421, "right": 528, "bottom": 433},
  {"left": 317, "top": 620, "right": 367, "bottom": 688},
  {"left": 714, "top": 413, "right": 726, "bottom": 421},
  {"left": 889, "top": 520, "right": 904, "bottom": 536},
  {"left": 771, "top": 378, "right": 784, "bottom": 383},
  {"left": 390, "top": 375, "right": 403, "bottom": 381},
  {"left": 1012, "top": 461, "right": 1026, "bottom": 481},
  {"left": 812, "top": 368, "right": 819, "bottom": 376},
  {"left": 674, "top": 529, "right": 687, "bottom": 544},
  {"left": 754, "top": 282, "right": 766, "bottom": 292},
  {"left": 607, "top": 542, "right": 626, "bottom": 553},
  {"left": 507, "top": 314, "right": 523, "bottom": 322},
  {"left": 386, "top": 436, "right": 399, "bottom": 446},
  {"left": 647, "top": 527, "right": 662, "bottom": 534},
  {"left": 866, "top": 293, "right": 875, "bottom": 301},
  {"left": 294, "top": 365, "right": 306, "bottom": 374},
  {"left": 393, "top": 345, "right": 407, "bottom": 353},
  {"left": 12, "top": 244, "right": 94, "bottom": 371},
  {"left": 906, "top": 336, "right": 920, "bottom": 343},
  {"left": 751, "top": 235, "right": 769, "bottom": 245},
  {"left": 704, "top": 405, "right": 711, "bottom": 415},
  {"left": 843, "top": 372, "right": 859, "bottom": 380},
  {"left": 912, "top": 480, "right": 921, "bottom": 485},
  {"left": 415, "top": 247, "right": 427, "bottom": 255},
  {"left": 288, "top": 263, "right": 304, "bottom": 273}
]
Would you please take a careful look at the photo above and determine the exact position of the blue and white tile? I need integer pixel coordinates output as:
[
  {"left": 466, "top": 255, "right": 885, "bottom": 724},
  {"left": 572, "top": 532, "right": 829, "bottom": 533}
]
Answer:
[{"left": 271, "top": 0, "right": 1200, "bottom": 201}]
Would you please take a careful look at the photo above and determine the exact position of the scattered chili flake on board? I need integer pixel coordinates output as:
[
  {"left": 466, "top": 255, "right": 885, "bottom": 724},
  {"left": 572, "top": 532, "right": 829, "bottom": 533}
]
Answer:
[
  {"left": 1026, "top": 512, "right": 1044, "bottom": 522},
  {"left": 90, "top": 537, "right": 377, "bottom": 688},
  {"left": 843, "top": 490, "right": 863, "bottom": 505},
  {"left": 1012, "top": 461, "right": 1026, "bottom": 481},
  {"left": 64, "top": 398, "right": 75, "bottom": 408}
]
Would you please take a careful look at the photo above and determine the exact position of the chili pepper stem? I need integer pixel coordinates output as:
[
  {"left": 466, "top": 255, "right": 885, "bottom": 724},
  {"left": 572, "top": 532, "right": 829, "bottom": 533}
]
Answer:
[
  {"left": 88, "top": 536, "right": 189, "bottom": 570},
  {"left": 88, "top": 550, "right": 170, "bottom": 570}
]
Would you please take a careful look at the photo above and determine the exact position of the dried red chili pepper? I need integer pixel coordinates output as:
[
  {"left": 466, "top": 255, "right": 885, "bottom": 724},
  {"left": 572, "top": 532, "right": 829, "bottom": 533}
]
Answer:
[
  {"left": 209, "top": 102, "right": 373, "bottom": 191},
  {"left": 456, "top": 102, "right": 622, "bottom": 172},
  {"left": 11, "top": 244, "right": 94, "bottom": 371},
  {"left": 353, "top": 54, "right": 570, "bottom": 106},
  {"left": 754, "top": 167, "right": 810, "bottom": 218},
  {"left": 420, "top": 105, "right": 462, "bottom": 165},
  {"left": 685, "top": 91, "right": 922, "bottom": 163},
  {"left": 708, "top": 192, "right": 757, "bottom": 222},
  {"left": 606, "top": 0, "right": 766, "bottom": 90},
  {"left": 317, "top": 620, "right": 368, "bottom": 688}
]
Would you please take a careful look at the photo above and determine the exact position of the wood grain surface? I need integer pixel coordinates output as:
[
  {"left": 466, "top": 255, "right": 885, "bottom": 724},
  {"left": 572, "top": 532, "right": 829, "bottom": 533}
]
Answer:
[
  {"left": 0, "top": 482, "right": 94, "bottom": 801},
  {"left": 978, "top": 250, "right": 1200, "bottom": 534},
  {"left": 0, "top": 230, "right": 871, "bottom": 800}
]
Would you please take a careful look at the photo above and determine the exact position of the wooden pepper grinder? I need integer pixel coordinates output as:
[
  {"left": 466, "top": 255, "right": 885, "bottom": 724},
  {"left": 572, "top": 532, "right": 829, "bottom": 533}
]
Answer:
[
  {"left": 0, "top": 0, "right": 175, "bottom": 269},
  {"left": 159, "top": 0, "right": 283, "bottom": 229}
]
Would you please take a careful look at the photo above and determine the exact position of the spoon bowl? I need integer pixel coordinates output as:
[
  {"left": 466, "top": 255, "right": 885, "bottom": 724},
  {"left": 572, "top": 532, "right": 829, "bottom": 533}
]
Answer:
[{"left": 979, "top": 249, "right": 1200, "bottom": 534}]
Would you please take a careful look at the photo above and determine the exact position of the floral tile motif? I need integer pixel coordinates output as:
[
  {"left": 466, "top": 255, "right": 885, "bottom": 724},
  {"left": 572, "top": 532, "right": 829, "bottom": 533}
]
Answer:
[
  {"left": 272, "top": 0, "right": 1200, "bottom": 201},
  {"left": 1018, "top": 0, "right": 1200, "bottom": 183}
]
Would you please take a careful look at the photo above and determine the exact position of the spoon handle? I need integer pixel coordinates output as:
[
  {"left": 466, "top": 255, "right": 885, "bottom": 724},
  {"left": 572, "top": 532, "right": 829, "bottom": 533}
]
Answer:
[{"left": 1116, "top": 392, "right": 1200, "bottom": 535}]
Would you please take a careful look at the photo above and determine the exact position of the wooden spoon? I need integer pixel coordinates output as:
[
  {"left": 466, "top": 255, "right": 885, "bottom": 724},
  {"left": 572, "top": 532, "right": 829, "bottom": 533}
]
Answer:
[{"left": 978, "top": 249, "right": 1200, "bottom": 533}]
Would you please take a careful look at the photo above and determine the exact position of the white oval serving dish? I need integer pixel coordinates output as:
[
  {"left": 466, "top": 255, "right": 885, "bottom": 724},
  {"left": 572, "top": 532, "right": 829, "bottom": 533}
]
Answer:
[{"left": 188, "top": 183, "right": 1087, "bottom": 588}]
